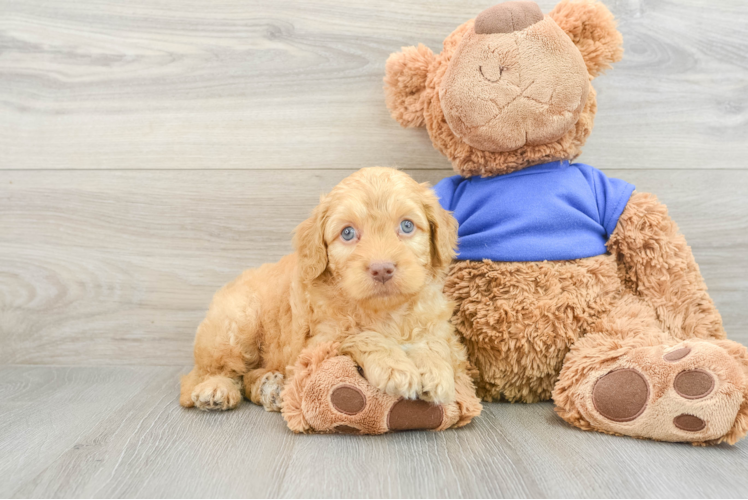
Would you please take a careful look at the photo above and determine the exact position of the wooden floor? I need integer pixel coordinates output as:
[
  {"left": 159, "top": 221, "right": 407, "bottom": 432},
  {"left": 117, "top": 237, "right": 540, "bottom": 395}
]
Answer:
[
  {"left": 1, "top": 0, "right": 747, "bottom": 497},
  {"left": 1, "top": 366, "right": 748, "bottom": 498}
]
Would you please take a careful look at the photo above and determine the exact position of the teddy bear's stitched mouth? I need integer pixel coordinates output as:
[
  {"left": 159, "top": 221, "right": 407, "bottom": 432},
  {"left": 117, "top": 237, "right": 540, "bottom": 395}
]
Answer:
[
  {"left": 486, "top": 79, "right": 537, "bottom": 111},
  {"left": 479, "top": 65, "right": 504, "bottom": 83}
]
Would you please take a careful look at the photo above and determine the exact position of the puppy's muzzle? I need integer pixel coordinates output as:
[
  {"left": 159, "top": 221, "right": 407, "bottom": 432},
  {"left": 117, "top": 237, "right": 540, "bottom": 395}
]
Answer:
[{"left": 369, "top": 261, "right": 396, "bottom": 284}]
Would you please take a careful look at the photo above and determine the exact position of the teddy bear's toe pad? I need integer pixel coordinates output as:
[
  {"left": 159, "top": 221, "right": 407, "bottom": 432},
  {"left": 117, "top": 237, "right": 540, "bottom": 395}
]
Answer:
[
  {"left": 580, "top": 341, "right": 746, "bottom": 442},
  {"left": 673, "top": 370, "right": 714, "bottom": 399},
  {"left": 664, "top": 347, "right": 691, "bottom": 362},
  {"left": 673, "top": 414, "right": 706, "bottom": 432},
  {"left": 387, "top": 399, "right": 443, "bottom": 431}
]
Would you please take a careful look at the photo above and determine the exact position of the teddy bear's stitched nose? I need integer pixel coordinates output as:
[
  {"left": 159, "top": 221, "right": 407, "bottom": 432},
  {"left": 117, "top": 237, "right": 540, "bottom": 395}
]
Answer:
[{"left": 475, "top": 1, "right": 544, "bottom": 34}]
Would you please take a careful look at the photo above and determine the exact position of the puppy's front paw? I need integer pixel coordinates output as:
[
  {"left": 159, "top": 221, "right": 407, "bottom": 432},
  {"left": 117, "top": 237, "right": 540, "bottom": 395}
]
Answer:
[
  {"left": 191, "top": 376, "right": 242, "bottom": 411},
  {"left": 365, "top": 359, "right": 422, "bottom": 400},
  {"left": 420, "top": 365, "right": 456, "bottom": 405}
]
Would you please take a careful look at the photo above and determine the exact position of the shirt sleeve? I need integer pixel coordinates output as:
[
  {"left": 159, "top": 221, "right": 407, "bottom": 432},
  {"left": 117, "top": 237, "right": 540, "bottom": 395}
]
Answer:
[
  {"left": 433, "top": 175, "right": 462, "bottom": 212},
  {"left": 576, "top": 164, "right": 635, "bottom": 238}
]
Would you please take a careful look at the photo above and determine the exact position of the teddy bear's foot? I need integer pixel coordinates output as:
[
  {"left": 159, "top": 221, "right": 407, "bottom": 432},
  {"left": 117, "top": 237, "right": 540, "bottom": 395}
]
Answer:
[
  {"left": 281, "top": 342, "right": 482, "bottom": 434},
  {"left": 327, "top": 387, "right": 445, "bottom": 435},
  {"left": 556, "top": 339, "right": 748, "bottom": 445}
]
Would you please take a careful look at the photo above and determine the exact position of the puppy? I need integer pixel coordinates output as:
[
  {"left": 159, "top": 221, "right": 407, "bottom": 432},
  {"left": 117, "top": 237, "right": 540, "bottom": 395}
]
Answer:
[{"left": 180, "top": 167, "right": 469, "bottom": 412}]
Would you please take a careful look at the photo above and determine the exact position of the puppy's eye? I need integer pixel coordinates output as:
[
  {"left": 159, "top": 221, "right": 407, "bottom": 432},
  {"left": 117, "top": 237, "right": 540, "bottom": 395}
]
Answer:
[
  {"left": 400, "top": 220, "right": 415, "bottom": 234},
  {"left": 341, "top": 226, "right": 357, "bottom": 242}
]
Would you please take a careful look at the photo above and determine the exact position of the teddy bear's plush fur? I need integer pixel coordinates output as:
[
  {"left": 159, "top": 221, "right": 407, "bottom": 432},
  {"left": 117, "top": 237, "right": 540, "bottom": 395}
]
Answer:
[{"left": 380, "top": 0, "right": 748, "bottom": 445}]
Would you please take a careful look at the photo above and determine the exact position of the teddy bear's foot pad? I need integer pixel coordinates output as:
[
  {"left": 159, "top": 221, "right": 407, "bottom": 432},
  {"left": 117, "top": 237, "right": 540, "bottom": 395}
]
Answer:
[
  {"left": 325, "top": 380, "right": 444, "bottom": 434},
  {"left": 329, "top": 398, "right": 444, "bottom": 434},
  {"left": 580, "top": 340, "right": 747, "bottom": 443},
  {"left": 282, "top": 348, "right": 481, "bottom": 434},
  {"left": 592, "top": 368, "right": 715, "bottom": 430}
]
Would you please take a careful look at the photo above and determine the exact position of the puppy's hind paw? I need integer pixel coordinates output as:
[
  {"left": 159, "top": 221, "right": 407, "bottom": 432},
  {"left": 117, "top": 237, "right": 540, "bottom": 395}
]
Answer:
[
  {"left": 259, "top": 371, "right": 284, "bottom": 412},
  {"left": 191, "top": 376, "right": 242, "bottom": 411}
]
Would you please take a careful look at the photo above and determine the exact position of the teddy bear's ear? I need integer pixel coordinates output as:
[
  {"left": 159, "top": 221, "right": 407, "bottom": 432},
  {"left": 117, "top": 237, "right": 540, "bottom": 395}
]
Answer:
[
  {"left": 549, "top": 0, "right": 623, "bottom": 78},
  {"left": 384, "top": 44, "right": 435, "bottom": 128}
]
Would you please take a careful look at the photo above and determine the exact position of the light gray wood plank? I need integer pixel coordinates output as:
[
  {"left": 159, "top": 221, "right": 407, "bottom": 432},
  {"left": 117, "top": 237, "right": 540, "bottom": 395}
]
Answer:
[
  {"left": 1, "top": 366, "right": 747, "bottom": 498},
  {"left": 476, "top": 402, "right": 748, "bottom": 498},
  {"left": 0, "top": 0, "right": 746, "bottom": 171},
  {"left": 0, "top": 365, "right": 182, "bottom": 497},
  {"left": 1, "top": 168, "right": 745, "bottom": 366}
]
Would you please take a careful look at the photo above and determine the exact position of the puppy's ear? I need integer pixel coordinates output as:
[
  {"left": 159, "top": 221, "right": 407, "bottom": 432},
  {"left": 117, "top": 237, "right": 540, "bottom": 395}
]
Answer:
[
  {"left": 384, "top": 44, "right": 435, "bottom": 128},
  {"left": 293, "top": 197, "right": 329, "bottom": 283},
  {"left": 550, "top": 0, "right": 623, "bottom": 78},
  {"left": 421, "top": 185, "right": 458, "bottom": 276}
]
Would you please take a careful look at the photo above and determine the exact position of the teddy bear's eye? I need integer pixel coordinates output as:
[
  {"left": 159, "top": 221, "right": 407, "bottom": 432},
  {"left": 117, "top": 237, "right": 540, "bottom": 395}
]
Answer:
[
  {"left": 341, "top": 226, "right": 357, "bottom": 242},
  {"left": 479, "top": 64, "right": 505, "bottom": 83}
]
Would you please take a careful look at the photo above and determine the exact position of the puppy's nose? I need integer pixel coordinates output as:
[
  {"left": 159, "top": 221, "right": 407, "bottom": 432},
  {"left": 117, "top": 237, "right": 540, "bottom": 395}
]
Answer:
[
  {"left": 369, "top": 261, "right": 396, "bottom": 284},
  {"left": 474, "top": 1, "right": 544, "bottom": 34}
]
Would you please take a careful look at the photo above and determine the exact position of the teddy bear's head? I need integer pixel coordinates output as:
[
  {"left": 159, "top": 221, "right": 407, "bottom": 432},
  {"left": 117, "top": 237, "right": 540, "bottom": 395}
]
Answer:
[{"left": 385, "top": 0, "right": 623, "bottom": 177}]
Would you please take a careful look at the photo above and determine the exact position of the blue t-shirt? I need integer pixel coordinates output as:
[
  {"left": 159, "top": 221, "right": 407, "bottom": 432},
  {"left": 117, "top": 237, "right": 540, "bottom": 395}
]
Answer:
[{"left": 434, "top": 160, "right": 635, "bottom": 262}]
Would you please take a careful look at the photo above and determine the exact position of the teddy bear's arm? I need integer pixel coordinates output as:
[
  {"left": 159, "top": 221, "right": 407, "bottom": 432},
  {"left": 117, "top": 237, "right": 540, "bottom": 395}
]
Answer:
[{"left": 606, "top": 191, "right": 725, "bottom": 340}]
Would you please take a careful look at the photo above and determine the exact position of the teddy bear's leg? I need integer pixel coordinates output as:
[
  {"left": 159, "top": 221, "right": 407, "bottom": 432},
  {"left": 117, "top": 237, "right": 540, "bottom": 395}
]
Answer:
[
  {"left": 450, "top": 368, "right": 484, "bottom": 429},
  {"left": 281, "top": 342, "right": 481, "bottom": 434},
  {"left": 553, "top": 294, "right": 748, "bottom": 445},
  {"left": 608, "top": 191, "right": 726, "bottom": 341}
]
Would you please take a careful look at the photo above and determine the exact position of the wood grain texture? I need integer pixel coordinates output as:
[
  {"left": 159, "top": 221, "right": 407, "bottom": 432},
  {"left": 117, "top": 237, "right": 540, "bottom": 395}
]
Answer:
[
  {"left": 1, "top": 169, "right": 746, "bottom": 366},
  {"left": 1, "top": 0, "right": 748, "bottom": 496},
  {"left": 0, "top": 0, "right": 746, "bottom": 171},
  {"left": 1, "top": 366, "right": 747, "bottom": 498}
]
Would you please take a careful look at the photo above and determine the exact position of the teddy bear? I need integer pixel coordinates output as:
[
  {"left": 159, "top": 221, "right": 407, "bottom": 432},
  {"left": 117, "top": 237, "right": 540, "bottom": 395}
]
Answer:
[
  {"left": 377, "top": 0, "right": 748, "bottom": 444},
  {"left": 279, "top": 0, "right": 748, "bottom": 443}
]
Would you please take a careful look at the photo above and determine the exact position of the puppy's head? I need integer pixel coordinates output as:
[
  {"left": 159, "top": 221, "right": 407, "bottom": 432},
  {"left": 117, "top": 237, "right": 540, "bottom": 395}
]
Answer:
[{"left": 294, "top": 167, "right": 457, "bottom": 308}]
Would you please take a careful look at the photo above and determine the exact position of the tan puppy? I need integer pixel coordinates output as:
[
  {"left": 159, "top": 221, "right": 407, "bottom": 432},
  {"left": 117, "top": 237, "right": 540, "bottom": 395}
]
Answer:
[{"left": 180, "top": 167, "right": 470, "bottom": 412}]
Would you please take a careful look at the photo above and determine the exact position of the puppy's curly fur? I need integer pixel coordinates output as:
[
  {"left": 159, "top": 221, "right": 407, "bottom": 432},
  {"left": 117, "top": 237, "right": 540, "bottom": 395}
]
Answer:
[{"left": 180, "top": 167, "right": 469, "bottom": 412}]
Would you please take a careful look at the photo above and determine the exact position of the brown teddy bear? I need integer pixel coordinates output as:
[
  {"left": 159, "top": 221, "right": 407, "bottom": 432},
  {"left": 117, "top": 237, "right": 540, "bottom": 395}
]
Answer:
[
  {"left": 280, "top": 0, "right": 748, "bottom": 444},
  {"left": 379, "top": 0, "right": 748, "bottom": 445}
]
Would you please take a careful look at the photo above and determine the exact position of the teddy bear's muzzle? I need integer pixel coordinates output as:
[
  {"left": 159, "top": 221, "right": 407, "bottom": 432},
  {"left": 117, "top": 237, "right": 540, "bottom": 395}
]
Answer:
[{"left": 438, "top": 7, "right": 590, "bottom": 153}]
